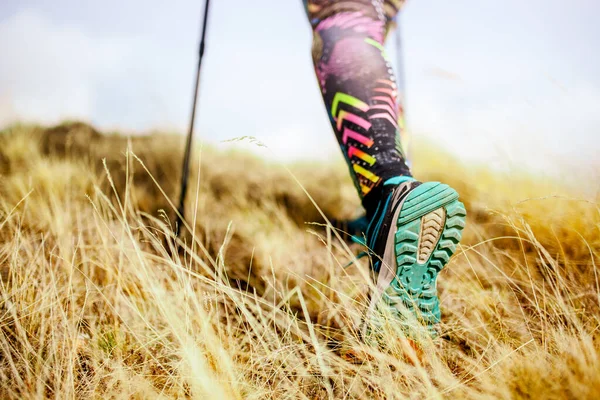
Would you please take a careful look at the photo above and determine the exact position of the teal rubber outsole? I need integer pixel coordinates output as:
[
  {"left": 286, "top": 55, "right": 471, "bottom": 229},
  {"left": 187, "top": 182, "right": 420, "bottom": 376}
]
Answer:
[{"left": 383, "top": 182, "right": 466, "bottom": 335}]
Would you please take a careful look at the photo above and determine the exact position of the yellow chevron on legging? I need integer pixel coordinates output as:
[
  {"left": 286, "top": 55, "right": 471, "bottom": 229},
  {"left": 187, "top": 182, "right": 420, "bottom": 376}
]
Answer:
[
  {"left": 331, "top": 92, "right": 369, "bottom": 117},
  {"left": 348, "top": 145, "right": 376, "bottom": 165},
  {"left": 364, "top": 38, "right": 391, "bottom": 62},
  {"left": 353, "top": 164, "right": 379, "bottom": 183}
]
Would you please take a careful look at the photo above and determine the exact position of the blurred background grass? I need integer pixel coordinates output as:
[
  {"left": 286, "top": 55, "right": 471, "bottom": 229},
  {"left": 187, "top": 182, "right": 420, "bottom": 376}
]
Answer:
[{"left": 0, "top": 122, "right": 599, "bottom": 399}]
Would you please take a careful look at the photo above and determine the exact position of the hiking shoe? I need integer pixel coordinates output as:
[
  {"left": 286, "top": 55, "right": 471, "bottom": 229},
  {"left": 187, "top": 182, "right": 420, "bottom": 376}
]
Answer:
[{"left": 360, "top": 178, "right": 466, "bottom": 339}]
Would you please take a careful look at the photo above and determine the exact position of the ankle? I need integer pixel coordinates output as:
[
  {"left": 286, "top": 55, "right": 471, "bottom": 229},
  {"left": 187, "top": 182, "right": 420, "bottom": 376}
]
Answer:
[{"left": 362, "top": 176, "right": 415, "bottom": 220}]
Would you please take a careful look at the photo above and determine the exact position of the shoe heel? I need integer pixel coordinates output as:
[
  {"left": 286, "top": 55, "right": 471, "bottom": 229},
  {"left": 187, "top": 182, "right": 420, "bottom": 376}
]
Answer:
[
  {"left": 362, "top": 182, "right": 467, "bottom": 342},
  {"left": 392, "top": 183, "right": 466, "bottom": 330}
]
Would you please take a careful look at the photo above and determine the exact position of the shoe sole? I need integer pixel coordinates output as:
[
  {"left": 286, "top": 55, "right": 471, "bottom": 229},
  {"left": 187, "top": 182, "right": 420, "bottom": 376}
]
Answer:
[{"left": 364, "top": 182, "right": 466, "bottom": 338}]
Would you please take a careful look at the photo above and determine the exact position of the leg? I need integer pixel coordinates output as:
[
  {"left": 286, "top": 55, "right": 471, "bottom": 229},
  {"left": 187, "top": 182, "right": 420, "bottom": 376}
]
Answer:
[
  {"left": 306, "top": 0, "right": 410, "bottom": 218},
  {"left": 305, "top": 1, "right": 467, "bottom": 339}
]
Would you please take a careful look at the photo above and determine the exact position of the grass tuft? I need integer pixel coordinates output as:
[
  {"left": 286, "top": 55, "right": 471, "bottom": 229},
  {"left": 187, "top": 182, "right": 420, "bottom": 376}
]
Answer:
[{"left": 0, "top": 121, "right": 599, "bottom": 399}]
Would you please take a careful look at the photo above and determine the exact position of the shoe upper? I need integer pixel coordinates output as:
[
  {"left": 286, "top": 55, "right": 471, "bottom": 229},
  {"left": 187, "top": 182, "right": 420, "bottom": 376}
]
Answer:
[{"left": 364, "top": 180, "right": 421, "bottom": 274}]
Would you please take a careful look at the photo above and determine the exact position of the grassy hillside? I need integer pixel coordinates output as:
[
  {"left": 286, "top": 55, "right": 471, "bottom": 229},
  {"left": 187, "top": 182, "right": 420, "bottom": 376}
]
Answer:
[{"left": 1, "top": 122, "right": 599, "bottom": 399}]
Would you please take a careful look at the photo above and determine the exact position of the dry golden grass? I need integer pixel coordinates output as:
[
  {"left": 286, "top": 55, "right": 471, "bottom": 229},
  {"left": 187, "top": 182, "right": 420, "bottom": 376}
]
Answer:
[{"left": 0, "top": 122, "right": 599, "bottom": 399}]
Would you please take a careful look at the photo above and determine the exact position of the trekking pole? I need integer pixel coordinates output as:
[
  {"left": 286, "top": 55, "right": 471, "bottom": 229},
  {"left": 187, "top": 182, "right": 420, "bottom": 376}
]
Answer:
[
  {"left": 176, "top": 0, "right": 211, "bottom": 236},
  {"left": 394, "top": 13, "right": 412, "bottom": 166}
]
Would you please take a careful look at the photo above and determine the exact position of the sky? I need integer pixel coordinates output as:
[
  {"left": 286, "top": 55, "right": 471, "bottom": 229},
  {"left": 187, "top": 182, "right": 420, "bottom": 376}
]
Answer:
[{"left": 1, "top": 0, "right": 599, "bottom": 176}]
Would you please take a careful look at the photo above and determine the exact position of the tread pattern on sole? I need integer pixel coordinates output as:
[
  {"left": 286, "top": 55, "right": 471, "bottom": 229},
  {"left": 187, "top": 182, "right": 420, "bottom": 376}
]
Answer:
[
  {"left": 381, "top": 182, "right": 466, "bottom": 336},
  {"left": 417, "top": 208, "right": 445, "bottom": 264},
  {"left": 398, "top": 182, "right": 459, "bottom": 225}
]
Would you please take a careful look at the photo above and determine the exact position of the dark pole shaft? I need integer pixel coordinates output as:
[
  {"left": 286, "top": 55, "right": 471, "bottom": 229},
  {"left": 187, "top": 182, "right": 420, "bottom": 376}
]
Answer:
[
  {"left": 394, "top": 13, "right": 411, "bottom": 166},
  {"left": 176, "top": 0, "right": 211, "bottom": 236}
]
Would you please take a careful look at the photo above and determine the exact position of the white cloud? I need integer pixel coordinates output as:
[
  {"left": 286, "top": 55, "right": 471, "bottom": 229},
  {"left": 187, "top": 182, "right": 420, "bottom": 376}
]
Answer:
[
  {"left": 0, "top": 2, "right": 597, "bottom": 179},
  {"left": 0, "top": 9, "right": 128, "bottom": 126}
]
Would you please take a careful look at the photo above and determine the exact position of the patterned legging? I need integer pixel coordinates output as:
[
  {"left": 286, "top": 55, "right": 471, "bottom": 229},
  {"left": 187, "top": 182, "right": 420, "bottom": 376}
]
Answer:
[{"left": 304, "top": 0, "right": 411, "bottom": 208}]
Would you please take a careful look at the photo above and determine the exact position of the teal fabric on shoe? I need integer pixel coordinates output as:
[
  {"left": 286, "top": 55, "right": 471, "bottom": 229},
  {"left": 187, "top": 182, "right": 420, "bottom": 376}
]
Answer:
[{"left": 384, "top": 176, "right": 415, "bottom": 186}]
